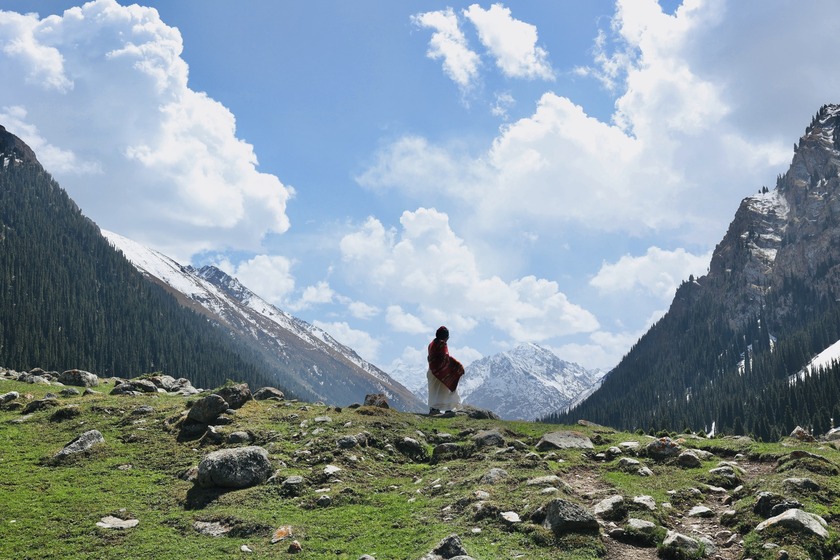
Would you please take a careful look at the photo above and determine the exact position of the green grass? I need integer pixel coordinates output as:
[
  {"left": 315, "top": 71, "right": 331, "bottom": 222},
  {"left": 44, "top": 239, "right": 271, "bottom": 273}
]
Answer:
[{"left": 4, "top": 378, "right": 840, "bottom": 559}]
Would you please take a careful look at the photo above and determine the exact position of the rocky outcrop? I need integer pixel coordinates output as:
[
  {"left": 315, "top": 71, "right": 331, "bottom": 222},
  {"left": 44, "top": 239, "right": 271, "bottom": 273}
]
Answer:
[{"left": 196, "top": 446, "right": 273, "bottom": 489}]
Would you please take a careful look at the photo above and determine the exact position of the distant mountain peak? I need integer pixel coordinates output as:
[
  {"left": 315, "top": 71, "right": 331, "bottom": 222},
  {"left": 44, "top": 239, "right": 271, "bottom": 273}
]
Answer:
[{"left": 0, "top": 125, "right": 39, "bottom": 166}]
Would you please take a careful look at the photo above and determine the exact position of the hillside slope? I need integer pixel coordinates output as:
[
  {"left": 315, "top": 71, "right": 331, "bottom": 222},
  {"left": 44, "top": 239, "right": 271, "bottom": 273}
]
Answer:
[{"left": 102, "top": 230, "right": 424, "bottom": 411}]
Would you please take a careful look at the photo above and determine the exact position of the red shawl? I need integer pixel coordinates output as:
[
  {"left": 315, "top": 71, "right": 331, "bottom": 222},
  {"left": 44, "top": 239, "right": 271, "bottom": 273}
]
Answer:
[{"left": 428, "top": 338, "right": 464, "bottom": 392}]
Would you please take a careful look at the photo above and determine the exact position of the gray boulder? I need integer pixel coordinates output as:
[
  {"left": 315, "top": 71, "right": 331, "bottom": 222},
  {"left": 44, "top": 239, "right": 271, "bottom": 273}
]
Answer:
[
  {"left": 642, "top": 437, "right": 681, "bottom": 459},
  {"left": 419, "top": 534, "right": 471, "bottom": 560},
  {"left": 536, "top": 431, "right": 594, "bottom": 451},
  {"left": 593, "top": 495, "right": 625, "bottom": 521},
  {"left": 363, "top": 393, "right": 390, "bottom": 408},
  {"left": 197, "top": 446, "right": 272, "bottom": 489},
  {"left": 542, "top": 499, "right": 599, "bottom": 536},
  {"left": 188, "top": 394, "right": 230, "bottom": 424},
  {"left": 0, "top": 391, "right": 19, "bottom": 404},
  {"left": 677, "top": 450, "right": 701, "bottom": 468},
  {"left": 253, "top": 386, "right": 285, "bottom": 401},
  {"left": 22, "top": 397, "right": 60, "bottom": 414},
  {"left": 479, "top": 467, "right": 508, "bottom": 485},
  {"left": 55, "top": 429, "right": 104, "bottom": 459},
  {"left": 660, "top": 531, "right": 703, "bottom": 558},
  {"left": 215, "top": 383, "right": 252, "bottom": 410},
  {"left": 472, "top": 429, "right": 505, "bottom": 448},
  {"left": 58, "top": 369, "right": 99, "bottom": 387},
  {"left": 755, "top": 508, "right": 828, "bottom": 539}
]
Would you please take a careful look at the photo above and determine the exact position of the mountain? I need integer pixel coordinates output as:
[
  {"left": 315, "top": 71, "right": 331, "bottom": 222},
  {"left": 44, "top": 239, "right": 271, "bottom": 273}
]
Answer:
[
  {"left": 459, "top": 344, "right": 603, "bottom": 420},
  {"left": 551, "top": 104, "right": 840, "bottom": 440},
  {"left": 102, "top": 231, "right": 424, "bottom": 411},
  {"left": 0, "top": 125, "right": 292, "bottom": 392}
]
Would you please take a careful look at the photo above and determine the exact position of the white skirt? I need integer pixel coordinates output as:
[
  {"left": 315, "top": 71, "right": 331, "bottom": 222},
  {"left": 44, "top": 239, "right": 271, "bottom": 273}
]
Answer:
[{"left": 427, "top": 369, "right": 461, "bottom": 411}]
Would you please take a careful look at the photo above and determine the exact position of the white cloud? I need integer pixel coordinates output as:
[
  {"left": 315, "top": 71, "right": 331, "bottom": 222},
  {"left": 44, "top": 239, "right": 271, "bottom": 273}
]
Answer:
[
  {"left": 463, "top": 3, "right": 554, "bottom": 80},
  {"left": 340, "top": 207, "right": 599, "bottom": 342},
  {"left": 591, "top": 246, "right": 712, "bottom": 301},
  {"left": 0, "top": 0, "right": 293, "bottom": 261},
  {"left": 386, "top": 305, "right": 428, "bottom": 335},
  {"left": 411, "top": 8, "right": 480, "bottom": 95},
  {"left": 313, "top": 321, "right": 381, "bottom": 364},
  {"left": 219, "top": 254, "right": 296, "bottom": 306},
  {"left": 295, "top": 281, "right": 335, "bottom": 310},
  {"left": 348, "top": 301, "right": 380, "bottom": 320}
]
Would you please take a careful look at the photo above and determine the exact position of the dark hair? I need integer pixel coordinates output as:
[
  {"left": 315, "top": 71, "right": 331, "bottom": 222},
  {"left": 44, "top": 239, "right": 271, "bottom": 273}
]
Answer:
[{"left": 435, "top": 326, "right": 449, "bottom": 341}]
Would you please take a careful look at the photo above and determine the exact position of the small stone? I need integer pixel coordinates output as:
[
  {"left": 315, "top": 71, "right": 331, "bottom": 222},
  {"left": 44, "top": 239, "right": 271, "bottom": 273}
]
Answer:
[
  {"left": 271, "top": 525, "right": 293, "bottom": 543},
  {"left": 240, "top": 544, "right": 253, "bottom": 553},
  {"left": 316, "top": 495, "right": 332, "bottom": 507},
  {"left": 288, "top": 540, "right": 302, "bottom": 553},
  {"left": 688, "top": 505, "right": 714, "bottom": 518},
  {"left": 500, "top": 511, "right": 521, "bottom": 523},
  {"left": 96, "top": 516, "right": 139, "bottom": 529}
]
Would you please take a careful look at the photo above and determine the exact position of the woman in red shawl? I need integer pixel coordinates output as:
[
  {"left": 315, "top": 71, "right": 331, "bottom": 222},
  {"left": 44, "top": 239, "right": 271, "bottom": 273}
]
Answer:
[{"left": 427, "top": 326, "right": 464, "bottom": 415}]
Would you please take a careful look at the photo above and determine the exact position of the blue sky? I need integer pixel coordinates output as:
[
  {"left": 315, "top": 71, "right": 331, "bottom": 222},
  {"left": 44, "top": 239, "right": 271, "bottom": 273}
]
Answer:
[{"left": 2, "top": 0, "right": 840, "bottom": 380}]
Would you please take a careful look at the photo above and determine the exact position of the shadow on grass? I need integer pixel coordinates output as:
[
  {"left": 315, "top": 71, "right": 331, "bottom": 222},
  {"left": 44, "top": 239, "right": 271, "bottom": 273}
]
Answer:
[{"left": 184, "top": 485, "right": 230, "bottom": 510}]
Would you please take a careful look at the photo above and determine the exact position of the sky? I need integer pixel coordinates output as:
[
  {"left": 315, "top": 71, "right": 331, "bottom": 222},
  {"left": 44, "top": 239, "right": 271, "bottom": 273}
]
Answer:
[{"left": 2, "top": 0, "right": 840, "bottom": 382}]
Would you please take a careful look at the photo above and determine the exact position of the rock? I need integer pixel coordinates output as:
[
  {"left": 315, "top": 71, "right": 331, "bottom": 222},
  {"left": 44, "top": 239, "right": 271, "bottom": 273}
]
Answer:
[
  {"left": 215, "top": 383, "right": 252, "bottom": 409},
  {"left": 542, "top": 499, "right": 599, "bottom": 536},
  {"left": 593, "top": 495, "right": 625, "bottom": 521},
  {"left": 188, "top": 394, "right": 230, "bottom": 424},
  {"left": 420, "top": 534, "right": 469, "bottom": 559},
  {"left": 432, "top": 443, "right": 465, "bottom": 463},
  {"left": 783, "top": 477, "right": 821, "bottom": 493},
  {"left": 253, "top": 386, "right": 285, "bottom": 401},
  {"left": 626, "top": 518, "right": 657, "bottom": 534},
  {"left": 632, "top": 495, "right": 656, "bottom": 511},
  {"left": 688, "top": 505, "right": 714, "bottom": 518},
  {"left": 316, "top": 495, "right": 332, "bottom": 507},
  {"left": 617, "top": 457, "right": 641, "bottom": 471},
  {"left": 677, "top": 450, "right": 702, "bottom": 468},
  {"left": 58, "top": 369, "right": 99, "bottom": 387},
  {"left": 395, "top": 437, "right": 428, "bottom": 461},
  {"left": 49, "top": 405, "right": 81, "bottom": 422},
  {"left": 500, "top": 511, "right": 520, "bottom": 523},
  {"left": 536, "top": 431, "right": 594, "bottom": 451},
  {"left": 337, "top": 435, "right": 359, "bottom": 449},
  {"left": 96, "top": 515, "right": 139, "bottom": 529},
  {"left": 526, "top": 475, "right": 564, "bottom": 487},
  {"left": 196, "top": 446, "right": 272, "bottom": 489},
  {"left": 789, "top": 425, "right": 816, "bottom": 442},
  {"left": 126, "top": 378, "right": 159, "bottom": 393},
  {"left": 480, "top": 468, "right": 508, "bottom": 485},
  {"left": 55, "top": 429, "right": 105, "bottom": 459},
  {"left": 642, "top": 437, "right": 682, "bottom": 459},
  {"left": 110, "top": 383, "right": 139, "bottom": 396},
  {"left": 472, "top": 429, "right": 505, "bottom": 448},
  {"left": 227, "top": 431, "right": 252, "bottom": 444},
  {"left": 363, "top": 393, "right": 390, "bottom": 408},
  {"left": 0, "top": 391, "right": 19, "bottom": 404},
  {"left": 280, "top": 475, "right": 306, "bottom": 497},
  {"left": 22, "top": 397, "right": 60, "bottom": 414},
  {"left": 755, "top": 508, "right": 828, "bottom": 539},
  {"left": 287, "top": 539, "right": 302, "bottom": 553},
  {"left": 707, "top": 465, "right": 742, "bottom": 488},
  {"left": 754, "top": 491, "right": 785, "bottom": 518},
  {"left": 313, "top": 416, "right": 332, "bottom": 423},
  {"left": 637, "top": 466, "right": 654, "bottom": 476},
  {"left": 661, "top": 531, "right": 704, "bottom": 558}
]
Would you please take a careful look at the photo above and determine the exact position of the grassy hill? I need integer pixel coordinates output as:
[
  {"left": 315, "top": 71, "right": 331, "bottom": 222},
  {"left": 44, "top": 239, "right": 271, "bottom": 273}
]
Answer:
[{"left": 2, "top": 371, "right": 840, "bottom": 560}]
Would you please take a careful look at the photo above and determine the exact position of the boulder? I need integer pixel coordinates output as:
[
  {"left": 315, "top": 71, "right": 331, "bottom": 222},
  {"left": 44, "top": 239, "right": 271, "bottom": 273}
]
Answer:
[
  {"left": 542, "top": 499, "right": 599, "bottom": 536},
  {"left": 593, "top": 495, "right": 625, "bottom": 521},
  {"left": 0, "top": 391, "right": 19, "bottom": 404},
  {"left": 58, "top": 369, "right": 99, "bottom": 387},
  {"left": 363, "top": 393, "right": 390, "bottom": 409},
  {"left": 197, "top": 446, "right": 272, "bottom": 489},
  {"left": 188, "top": 394, "right": 230, "bottom": 424},
  {"left": 536, "top": 431, "right": 594, "bottom": 451},
  {"left": 22, "top": 397, "right": 60, "bottom": 414},
  {"left": 479, "top": 468, "right": 508, "bottom": 485},
  {"left": 755, "top": 508, "right": 828, "bottom": 539},
  {"left": 660, "top": 531, "right": 703, "bottom": 558},
  {"left": 642, "top": 437, "right": 682, "bottom": 459},
  {"left": 215, "top": 383, "right": 252, "bottom": 410},
  {"left": 55, "top": 429, "right": 104, "bottom": 459},
  {"left": 472, "top": 429, "right": 505, "bottom": 448},
  {"left": 677, "top": 450, "right": 702, "bottom": 468},
  {"left": 419, "top": 534, "right": 471, "bottom": 560},
  {"left": 253, "top": 386, "right": 285, "bottom": 401}
]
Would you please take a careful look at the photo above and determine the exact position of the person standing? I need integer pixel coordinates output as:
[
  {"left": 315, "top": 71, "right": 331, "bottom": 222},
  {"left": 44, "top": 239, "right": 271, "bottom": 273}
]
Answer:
[{"left": 427, "top": 326, "right": 464, "bottom": 415}]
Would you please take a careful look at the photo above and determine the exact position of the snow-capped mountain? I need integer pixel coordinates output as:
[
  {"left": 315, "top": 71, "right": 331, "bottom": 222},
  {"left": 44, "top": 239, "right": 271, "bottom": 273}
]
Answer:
[{"left": 102, "top": 230, "right": 424, "bottom": 411}]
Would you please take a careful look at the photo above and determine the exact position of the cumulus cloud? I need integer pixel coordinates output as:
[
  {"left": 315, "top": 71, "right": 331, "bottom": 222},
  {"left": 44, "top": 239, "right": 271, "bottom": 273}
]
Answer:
[
  {"left": 217, "top": 254, "right": 296, "bottom": 306},
  {"left": 340, "top": 208, "right": 599, "bottom": 342},
  {"left": 313, "top": 320, "right": 381, "bottom": 364},
  {"left": 591, "top": 247, "right": 712, "bottom": 301},
  {"left": 348, "top": 301, "right": 380, "bottom": 320},
  {"left": 0, "top": 0, "right": 293, "bottom": 261},
  {"left": 411, "top": 8, "right": 480, "bottom": 95},
  {"left": 386, "top": 305, "right": 429, "bottom": 334},
  {"left": 463, "top": 3, "right": 554, "bottom": 80}
]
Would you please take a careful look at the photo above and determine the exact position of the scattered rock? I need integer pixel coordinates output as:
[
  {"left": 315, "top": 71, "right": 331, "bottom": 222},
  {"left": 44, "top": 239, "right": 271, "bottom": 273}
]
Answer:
[
  {"left": 395, "top": 437, "right": 428, "bottom": 461},
  {"left": 188, "top": 394, "right": 230, "bottom": 424},
  {"left": 59, "top": 387, "right": 80, "bottom": 397},
  {"left": 196, "top": 446, "right": 272, "bottom": 489},
  {"left": 632, "top": 495, "right": 656, "bottom": 511},
  {"left": 363, "top": 393, "right": 390, "bottom": 409},
  {"left": 420, "top": 534, "right": 471, "bottom": 560},
  {"left": 54, "top": 429, "right": 105, "bottom": 459},
  {"left": 661, "top": 530, "right": 704, "bottom": 558},
  {"left": 536, "top": 431, "right": 594, "bottom": 451},
  {"left": 789, "top": 425, "right": 816, "bottom": 442},
  {"left": 755, "top": 508, "right": 828, "bottom": 539},
  {"left": 472, "top": 429, "right": 505, "bottom": 448},
  {"left": 96, "top": 515, "right": 139, "bottom": 529},
  {"left": 280, "top": 475, "right": 306, "bottom": 497},
  {"left": 58, "top": 369, "right": 99, "bottom": 388},
  {"left": 542, "top": 499, "right": 599, "bottom": 536},
  {"left": 0, "top": 391, "right": 19, "bottom": 404},
  {"left": 480, "top": 467, "right": 508, "bottom": 485},
  {"left": 271, "top": 525, "right": 293, "bottom": 543},
  {"left": 677, "top": 450, "right": 702, "bottom": 468},
  {"left": 22, "top": 397, "right": 59, "bottom": 414},
  {"left": 193, "top": 520, "right": 230, "bottom": 536},
  {"left": 783, "top": 477, "right": 821, "bottom": 493},
  {"left": 215, "top": 383, "right": 252, "bottom": 410},
  {"left": 642, "top": 437, "right": 682, "bottom": 459},
  {"left": 253, "top": 386, "right": 285, "bottom": 401},
  {"left": 227, "top": 431, "right": 252, "bottom": 444},
  {"left": 287, "top": 540, "right": 302, "bottom": 553},
  {"left": 49, "top": 405, "right": 81, "bottom": 422},
  {"left": 687, "top": 505, "right": 714, "bottom": 518},
  {"left": 337, "top": 435, "right": 359, "bottom": 449},
  {"left": 593, "top": 495, "right": 625, "bottom": 520}
]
